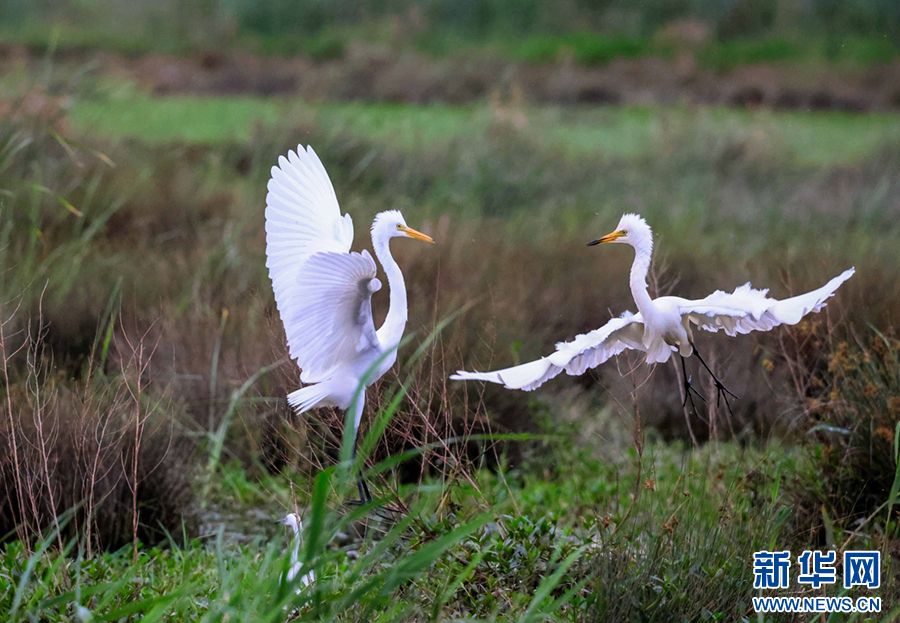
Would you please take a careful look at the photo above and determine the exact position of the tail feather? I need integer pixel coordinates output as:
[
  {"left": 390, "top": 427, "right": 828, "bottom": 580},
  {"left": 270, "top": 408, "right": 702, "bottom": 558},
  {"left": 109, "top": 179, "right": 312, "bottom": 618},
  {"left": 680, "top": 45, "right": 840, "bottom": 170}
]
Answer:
[
  {"left": 451, "top": 357, "right": 561, "bottom": 391},
  {"left": 287, "top": 383, "right": 330, "bottom": 414}
]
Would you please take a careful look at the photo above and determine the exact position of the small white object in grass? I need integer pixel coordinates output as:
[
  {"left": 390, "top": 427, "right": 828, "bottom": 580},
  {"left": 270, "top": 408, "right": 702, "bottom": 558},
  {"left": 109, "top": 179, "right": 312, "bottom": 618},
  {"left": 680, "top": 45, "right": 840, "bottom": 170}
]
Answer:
[{"left": 280, "top": 512, "right": 315, "bottom": 589}]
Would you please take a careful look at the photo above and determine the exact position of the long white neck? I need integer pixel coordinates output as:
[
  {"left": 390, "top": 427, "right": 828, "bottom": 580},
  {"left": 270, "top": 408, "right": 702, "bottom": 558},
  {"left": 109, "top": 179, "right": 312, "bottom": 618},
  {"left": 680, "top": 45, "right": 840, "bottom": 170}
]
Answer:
[
  {"left": 628, "top": 236, "right": 654, "bottom": 317},
  {"left": 372, "top": 230, "right": 407, "bottom": 348},
  {"left": 289, "top": 525, "right": 300, "bottom": 567}
]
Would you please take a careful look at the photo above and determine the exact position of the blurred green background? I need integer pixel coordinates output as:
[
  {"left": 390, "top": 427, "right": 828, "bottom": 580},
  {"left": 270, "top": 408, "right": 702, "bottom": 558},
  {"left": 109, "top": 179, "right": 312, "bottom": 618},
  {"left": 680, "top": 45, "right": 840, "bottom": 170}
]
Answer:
[{"left": 2, "top": 0, "right": 899, "bottom": 65}]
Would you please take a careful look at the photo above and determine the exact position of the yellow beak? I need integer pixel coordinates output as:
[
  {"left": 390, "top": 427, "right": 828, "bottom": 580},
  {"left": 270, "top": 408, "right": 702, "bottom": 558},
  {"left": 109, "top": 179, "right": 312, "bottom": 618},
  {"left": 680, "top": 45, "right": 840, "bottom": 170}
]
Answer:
[
  {"left": 587, "top": 229, "right": 625, "bottom": 246},
  {"left": 400, "top": 225, "right": 435, "bottom": 244}
]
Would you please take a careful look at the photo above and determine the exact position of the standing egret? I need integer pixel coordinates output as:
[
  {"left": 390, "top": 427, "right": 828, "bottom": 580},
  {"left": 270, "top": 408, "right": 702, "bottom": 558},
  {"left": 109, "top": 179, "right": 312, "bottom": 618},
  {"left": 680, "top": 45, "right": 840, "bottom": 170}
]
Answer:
[
  {"left": 451, "top": 213, "right": 854, "bottom": 416},
  {"left": 266, "top": 145, "right": 434, "bottom": 503},
  {"left": 279, "top": 512, "right": 315, "bottom": 589}
]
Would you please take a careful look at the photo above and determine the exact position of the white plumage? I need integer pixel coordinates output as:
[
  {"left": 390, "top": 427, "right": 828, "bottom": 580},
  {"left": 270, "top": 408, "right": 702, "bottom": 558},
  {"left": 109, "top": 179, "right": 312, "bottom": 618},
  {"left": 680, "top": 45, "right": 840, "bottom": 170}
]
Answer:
[
  {"left": 279, "top": 512, "right": 315, "bottom": 589},
  {"left": 452, "top": 213, "right": 854, "bottom": 392},
  {"left": 265, "top": 145, "right": 434, "bottom": 499}
]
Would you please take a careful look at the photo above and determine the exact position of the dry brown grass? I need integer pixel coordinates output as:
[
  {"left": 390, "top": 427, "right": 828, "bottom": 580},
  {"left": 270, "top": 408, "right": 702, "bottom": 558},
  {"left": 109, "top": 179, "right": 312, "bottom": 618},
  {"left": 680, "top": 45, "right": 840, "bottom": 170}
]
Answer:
[{"left": 0, "top": 305, "right": 196, "bottom": 554}]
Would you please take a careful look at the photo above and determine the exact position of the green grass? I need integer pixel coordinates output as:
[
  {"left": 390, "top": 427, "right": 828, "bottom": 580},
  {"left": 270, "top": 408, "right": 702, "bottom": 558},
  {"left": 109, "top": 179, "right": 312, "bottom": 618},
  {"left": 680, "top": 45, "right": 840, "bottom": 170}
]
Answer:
[
  {"left": 71, "top": 94, "right": 286, "bottom": 145},
  {"left": 700, "top": 35, "right": 900, "bottom": 71},
  {"left": 2, "top": 440, "right": 842, "bottom": 621},
  {"left": 67, "top": 90, "right": 900, "bottom": 168},
  {"left": 512, "top": 32, "right": 657, "bottom": 66}
]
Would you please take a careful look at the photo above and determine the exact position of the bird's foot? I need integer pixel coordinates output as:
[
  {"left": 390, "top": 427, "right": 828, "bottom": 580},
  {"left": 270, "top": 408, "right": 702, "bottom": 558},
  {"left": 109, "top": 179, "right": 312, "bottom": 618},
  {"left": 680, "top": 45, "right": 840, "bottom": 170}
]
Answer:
[
  {"left": 681, "top": 377, "right": 707, "bottom": 428},
  {"left": 712, "top": 378, "right": 739, "bottom": 402},
  {"left": 714, "top": 385, "right": 737, "bottom": 420},
  {"left": 690, "top": 344, "right": 738, "bottom": 402},
  {"left": 708, "top": 375, "right": 738, "bottom": 419},
  {"left": 681, "top": 375, "right": 706, "bottom": 408}
]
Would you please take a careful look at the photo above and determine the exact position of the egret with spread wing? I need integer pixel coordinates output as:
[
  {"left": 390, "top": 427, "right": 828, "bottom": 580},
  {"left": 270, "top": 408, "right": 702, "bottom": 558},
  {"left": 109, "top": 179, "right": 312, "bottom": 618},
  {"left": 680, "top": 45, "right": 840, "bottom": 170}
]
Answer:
[
  {"left": 451, "top": 214, "right": 853, "bottom": 415},
  {"left": 266, "top": 145, "right": 434, "bottom": 503}
]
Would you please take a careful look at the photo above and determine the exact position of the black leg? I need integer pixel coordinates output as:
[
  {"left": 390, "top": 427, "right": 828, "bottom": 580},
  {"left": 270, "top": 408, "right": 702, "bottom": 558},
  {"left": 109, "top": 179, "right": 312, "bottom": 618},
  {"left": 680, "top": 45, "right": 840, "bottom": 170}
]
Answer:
[
  {"left": 351, "top": 434, "right": 373, "bottom": 504},
  {"left": 357, "top": 476, "right": 372, "bottom": 504},
  {"left": 352, "top": 463, "right": 401, "bottom": 523},
  {"left": 680, "top": 354, "right": 706, "bottom": 414},
  {"left": 679, "top": 355, "right": 704, "bottom": 446},
  {"left": 346, "top": 403, "right": 402, "bottom": 521},
  {"left": 348, "top": 422, "right": 396, "bottom": 520},
  {"left": 690, "top": 343, "right": 737, "bottom": 419}
]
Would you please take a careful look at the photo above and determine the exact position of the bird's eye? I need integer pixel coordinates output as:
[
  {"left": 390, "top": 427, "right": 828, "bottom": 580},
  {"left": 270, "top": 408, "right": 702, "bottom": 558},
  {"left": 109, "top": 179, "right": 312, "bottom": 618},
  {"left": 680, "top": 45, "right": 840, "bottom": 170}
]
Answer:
[{"left": 396, "top": 224, "right": 403, "bottom": 230}]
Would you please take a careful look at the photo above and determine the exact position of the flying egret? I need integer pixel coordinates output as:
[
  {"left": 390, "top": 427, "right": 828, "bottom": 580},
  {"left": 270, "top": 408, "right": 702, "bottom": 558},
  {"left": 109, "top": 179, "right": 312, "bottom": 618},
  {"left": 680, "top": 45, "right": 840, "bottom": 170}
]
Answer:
[
  {"left": 265, "top": 145, "right": 434, "bottom": 503},
  {"left": 279, "top": 512, "right": 315, "bottom": 589},
  {"left": 451, "top": 213, "right": 854, "bottom": 415}
]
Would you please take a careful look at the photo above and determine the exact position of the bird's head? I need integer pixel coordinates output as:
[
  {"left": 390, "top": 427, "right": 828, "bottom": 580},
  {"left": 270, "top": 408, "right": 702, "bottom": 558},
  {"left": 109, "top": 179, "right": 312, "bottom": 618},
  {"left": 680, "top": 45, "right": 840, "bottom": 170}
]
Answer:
[
  {"left": 372, "top": 210, "right": 435, "bottom": 244},
  {"left": 278, "top": 512, "right": 302, "bottom": 534},
  {"left": 588, "top": 213, "right": 652, "bottom": 252}
]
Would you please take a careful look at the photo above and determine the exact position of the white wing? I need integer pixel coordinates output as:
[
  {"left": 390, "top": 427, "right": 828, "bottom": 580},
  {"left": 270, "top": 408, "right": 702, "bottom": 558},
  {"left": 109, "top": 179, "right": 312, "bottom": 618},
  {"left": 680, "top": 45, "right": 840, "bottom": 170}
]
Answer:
[
  {"left": 451, "top": 312, "right": 644, "bottom": 391},
  {"left": 678, "top": 268, "right": 854, "bottom": 336},
  {"left": 285, "top": 251, "right": 381, "bottom": 383},
  {"left": 266, "top": 144, "right": 355, "bottom": 329},
  {"left": 265, "top": 145, "right": 379, "bottom": 382}
]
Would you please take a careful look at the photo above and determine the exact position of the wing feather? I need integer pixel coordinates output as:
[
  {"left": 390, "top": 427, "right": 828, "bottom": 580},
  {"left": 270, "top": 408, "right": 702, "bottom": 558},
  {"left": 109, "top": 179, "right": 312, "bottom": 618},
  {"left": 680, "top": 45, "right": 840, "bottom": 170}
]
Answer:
[
  {"left": 265, "top": 145, "right": 379, "bottom": 382},
  {"left": 286, "top": 251, "right": 380, "bottom": 383},
  {"left": 679, "top": 268, "right": 854, "bottom": 336},
  {"left": 549, "top": 312, "right": 645, "bottom": 376},
  {"left": 265, "top": 145, "right": 354, "bottom": 322},
  {"left": 451, "top": 312, "right": 644, "bottom": 391}
]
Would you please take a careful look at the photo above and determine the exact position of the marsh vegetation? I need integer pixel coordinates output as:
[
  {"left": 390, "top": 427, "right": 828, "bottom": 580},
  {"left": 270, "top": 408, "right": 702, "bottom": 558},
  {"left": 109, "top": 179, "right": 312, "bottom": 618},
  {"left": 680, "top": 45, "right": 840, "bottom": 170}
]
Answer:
[{"left": 1, "top": 2, "right": 898, "bottom": 620}]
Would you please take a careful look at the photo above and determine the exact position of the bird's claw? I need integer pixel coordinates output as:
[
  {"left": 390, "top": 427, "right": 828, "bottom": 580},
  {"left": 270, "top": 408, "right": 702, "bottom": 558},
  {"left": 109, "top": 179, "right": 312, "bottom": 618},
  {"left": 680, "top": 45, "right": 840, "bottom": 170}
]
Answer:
[
  {"left": 682, "top": 376, "right": 706, "bottom": 406},
  {"left": 714, "top": 380, "right": 739, "bottom": 401},
  {"left": 714, "top": 386, "right": 737, "bottom": 420}
]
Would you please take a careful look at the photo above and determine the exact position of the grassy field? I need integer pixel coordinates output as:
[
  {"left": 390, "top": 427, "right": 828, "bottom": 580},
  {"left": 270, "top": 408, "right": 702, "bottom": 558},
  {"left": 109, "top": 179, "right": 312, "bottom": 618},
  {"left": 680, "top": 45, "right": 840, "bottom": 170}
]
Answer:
[
  {"left": 2, "top": 441, "right": 813, "bottom": 621},
  {"left": 1, "top": 38, "right": 899, "bottom": 621},
  {"left": 67, "top": 91, "right": 900, "bottom": 167}
]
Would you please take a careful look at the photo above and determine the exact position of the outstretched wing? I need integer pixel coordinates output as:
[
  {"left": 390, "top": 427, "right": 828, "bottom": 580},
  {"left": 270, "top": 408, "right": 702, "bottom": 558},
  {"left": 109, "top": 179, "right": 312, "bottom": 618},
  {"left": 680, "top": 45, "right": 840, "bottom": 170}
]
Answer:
[
  {"left": 285, "top": 251, "right": 381, "bottom": 383},
  {"left": 265, "top": 145, "right": 379, "bottom": 382},
  {"left": 451, "top": 312, "right": 644, "bottom": 391},
  {"left": 265, "top": 144, "right": 355, "bottom": 327},
  {"left": 678, "top": 268, "right": 854, "bottom": 336}
]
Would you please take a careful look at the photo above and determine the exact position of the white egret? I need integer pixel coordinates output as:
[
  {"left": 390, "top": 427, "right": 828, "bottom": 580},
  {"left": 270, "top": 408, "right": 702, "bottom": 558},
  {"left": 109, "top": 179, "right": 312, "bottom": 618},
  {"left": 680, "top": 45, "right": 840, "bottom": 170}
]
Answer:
[
  {"left": 451, "top": 213, "right": 854, "bottom": 414},
  {"left": 279, "top": 512, "right": 315, "bottom": 589},
  {"left": 266, "top": 145, "right": 434, "bottom": 502}
]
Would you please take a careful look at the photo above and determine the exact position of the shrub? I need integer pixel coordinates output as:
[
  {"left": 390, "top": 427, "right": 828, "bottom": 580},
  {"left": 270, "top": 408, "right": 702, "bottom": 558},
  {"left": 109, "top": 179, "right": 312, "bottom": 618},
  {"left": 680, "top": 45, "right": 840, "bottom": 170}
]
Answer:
[
  {"left": 0, "top": 316, "right": 197, "bottom": 555},
  {"left": 784, "top": 324, "right": 899, "bottom": 545}
]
